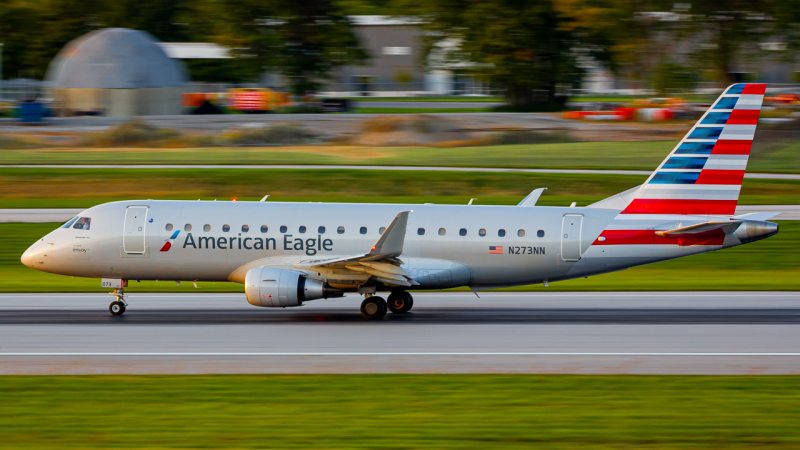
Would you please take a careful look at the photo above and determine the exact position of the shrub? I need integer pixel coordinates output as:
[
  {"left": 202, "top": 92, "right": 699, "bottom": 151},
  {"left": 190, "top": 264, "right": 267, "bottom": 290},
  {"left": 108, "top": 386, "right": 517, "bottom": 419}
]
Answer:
[
  {"left": 227, "top": 123, "right": 317, "bottom": 145},
  {"left": 79, "top": 120, "right": 186, "bottom": 147}
]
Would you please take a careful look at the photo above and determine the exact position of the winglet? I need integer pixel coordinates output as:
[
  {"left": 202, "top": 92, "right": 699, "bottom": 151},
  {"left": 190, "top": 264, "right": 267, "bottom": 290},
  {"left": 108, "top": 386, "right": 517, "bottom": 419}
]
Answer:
[{"left": 368, "top": 211, "right": 410, "bottom": 257}]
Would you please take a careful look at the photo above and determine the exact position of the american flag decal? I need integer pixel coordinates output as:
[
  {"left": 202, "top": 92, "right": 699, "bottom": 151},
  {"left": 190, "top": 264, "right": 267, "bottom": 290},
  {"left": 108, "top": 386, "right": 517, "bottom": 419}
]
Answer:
[{"left": 489, "top": 246, "right": 503, "bottom": 254}]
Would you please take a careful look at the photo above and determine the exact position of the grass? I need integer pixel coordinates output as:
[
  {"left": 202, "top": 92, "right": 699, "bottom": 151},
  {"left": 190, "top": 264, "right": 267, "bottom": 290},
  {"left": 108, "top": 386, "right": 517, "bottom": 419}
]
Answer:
[
  {"left": 1, "top": 168, "right": 800, "bottom": 209},
  {"left": 5, "top": 220, "right": 797, "bottom": 293},
  {"left": 346, "top": 96, "right": 504, "bottom": 102},
  {"left": 571, "top": 94, "right": 715, "bottom": 103},
  {"left": 356, "top": 107, "right": 495, "bottom": 113},
  {"left": 1, "top": 375, "right": 799, "bottom": 449},
  {"left": 1, "top": 140, "right": 797, "bottom": 173}
]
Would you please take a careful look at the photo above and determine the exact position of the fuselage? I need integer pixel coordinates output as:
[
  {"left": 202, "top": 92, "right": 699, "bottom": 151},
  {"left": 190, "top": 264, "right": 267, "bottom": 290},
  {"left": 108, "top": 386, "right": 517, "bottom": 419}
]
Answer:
[{"left": 21, "top": 199, "right": 770, "bottom": 291}]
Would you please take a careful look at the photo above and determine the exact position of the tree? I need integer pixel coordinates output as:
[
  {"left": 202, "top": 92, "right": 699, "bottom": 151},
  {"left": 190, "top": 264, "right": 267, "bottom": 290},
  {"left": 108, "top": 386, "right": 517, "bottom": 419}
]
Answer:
[
  {"left": 405, "top": 0, "right": 617, "bottom": 106},
  {"left": 194, "top": 0, "right": 369, "bottom": 95}
]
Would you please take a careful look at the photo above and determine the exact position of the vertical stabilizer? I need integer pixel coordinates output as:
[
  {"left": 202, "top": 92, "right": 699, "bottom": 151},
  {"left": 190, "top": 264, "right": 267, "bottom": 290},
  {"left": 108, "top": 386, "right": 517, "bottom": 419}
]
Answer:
[{"left": 621, "top": 83, "right": 766, "bottom": 216}]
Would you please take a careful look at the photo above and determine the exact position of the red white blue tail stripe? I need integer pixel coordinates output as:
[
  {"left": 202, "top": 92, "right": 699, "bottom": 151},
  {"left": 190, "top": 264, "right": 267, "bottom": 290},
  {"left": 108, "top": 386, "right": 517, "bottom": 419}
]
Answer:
[{"left": 622, "top": 83, "right": 765, "bottom": 216}]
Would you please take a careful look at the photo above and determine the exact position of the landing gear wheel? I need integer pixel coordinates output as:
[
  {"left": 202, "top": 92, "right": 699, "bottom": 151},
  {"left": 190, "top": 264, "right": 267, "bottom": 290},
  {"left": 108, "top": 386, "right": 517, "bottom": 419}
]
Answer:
[
  {"left": 109, "top": 301, "right": 126, "bottom": 316},
  {"left": 360, "top": 296, "right": 387, "bottom": 319},
  {"left": 387, "top": 291, "right": 413, "bottom": 314}
]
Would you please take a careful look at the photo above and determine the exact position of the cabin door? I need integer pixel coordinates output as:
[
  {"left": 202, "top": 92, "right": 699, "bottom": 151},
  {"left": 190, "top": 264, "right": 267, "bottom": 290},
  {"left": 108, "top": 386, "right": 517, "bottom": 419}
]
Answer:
[
  {"left": 561, "top": 214, "right": 583, "bottom": 261},
  {"left": 123, "top": 206, "right": 149, "bottom": 254}
]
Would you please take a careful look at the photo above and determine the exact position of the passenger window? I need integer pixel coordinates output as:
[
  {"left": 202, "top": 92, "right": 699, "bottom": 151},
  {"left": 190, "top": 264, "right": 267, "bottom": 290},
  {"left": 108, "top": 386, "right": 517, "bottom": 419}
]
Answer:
[
  {"left": 73, "top": 217, "right": 91, "bottom": 230},
  {"left": 61, "top": 217, "right": 79, "bottom": 229},
  {"left": 479, "top": 228, "right": 486, "bottom": 237},
  {"left": 222, "top": 224, "right": 230, "bottom": 232},
  {"left": 299, "top": 226, "right": 306, "bottom": 234},
  {"left": 319, "top": 226, "right": 326, "bottom": 234},
  {"left": 498, "top": 229, "right": 506, "bottom": 237},
  {"left": 204, "top": 224, "right": 211, "bottom": 232},
  {"left": 438, "top": 228, "right": 446, "bottom": 236},
  {"left": 337, "top": 226, "right": 345, "bottom": 234},
  {"left": 261, "top": 225, "right": 268, "bottom": 233},
  {"left": 518, "top": 229, "right": 525, "bottom": 237},
  {"left": 242, "top": 225, "right": 249, "bottom": 233},
  {"left": 459, "top": 228, "right": 467, "bottom": 236},
  {"left": 165, "top": 223, "right": 173, "bottom": 231},
  {"left": 280, "top": 225, "right": 287, "bottom": 233},
  {"left": 537, "top": 230, "right": 545, "bottom": 238},
  {"left": 379, "top": 227, "right": 386, "bottom": 234},
  {"left": 360, "top": 227, "right": 367, "bottom": 235},
  {"left": 418, "top": 228, "right": 425, "bottom": 235},
  {"left": 184, "top": 224, "right": 192, "bottom": 231}
]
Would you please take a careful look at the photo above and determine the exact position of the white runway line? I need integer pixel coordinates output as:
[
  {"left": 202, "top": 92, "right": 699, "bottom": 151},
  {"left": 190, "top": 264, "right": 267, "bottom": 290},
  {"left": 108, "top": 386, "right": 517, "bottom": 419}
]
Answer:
[{"left": 3, "top": 352, "right": 800, "bottom": 356}]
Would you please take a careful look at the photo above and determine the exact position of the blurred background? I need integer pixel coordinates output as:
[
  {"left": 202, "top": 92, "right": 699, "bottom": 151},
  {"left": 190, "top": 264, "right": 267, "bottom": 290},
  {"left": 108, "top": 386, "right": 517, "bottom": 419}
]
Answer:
[
  {"left": 0, "top": 0, "right": 799, "bottom": 292},
  {"left": 1, "top": 0, "right": 800, "bottom": 115}
]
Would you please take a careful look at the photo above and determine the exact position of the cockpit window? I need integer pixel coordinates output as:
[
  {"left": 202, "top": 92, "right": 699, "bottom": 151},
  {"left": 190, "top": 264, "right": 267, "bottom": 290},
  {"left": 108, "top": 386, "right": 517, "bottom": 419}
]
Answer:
[
  {"left": 72, "top": 217, "right": 91, "bottom": 230},
  {"left": 61, "top": 217, "right": 79, "bottom": 228}
]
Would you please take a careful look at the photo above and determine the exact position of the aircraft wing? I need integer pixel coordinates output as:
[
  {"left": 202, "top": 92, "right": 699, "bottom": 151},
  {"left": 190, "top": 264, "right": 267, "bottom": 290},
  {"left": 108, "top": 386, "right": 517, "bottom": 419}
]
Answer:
[
  {"left": 293, "top": 210, "right": 418, "bottom": 287},
  {"left": 655, "top": 220, "right": 743, "bottom": 237}
]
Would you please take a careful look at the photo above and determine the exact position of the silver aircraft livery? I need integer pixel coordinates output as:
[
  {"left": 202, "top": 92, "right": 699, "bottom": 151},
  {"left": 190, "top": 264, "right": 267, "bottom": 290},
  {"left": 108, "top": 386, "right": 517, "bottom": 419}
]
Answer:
[{"left": 22, "top": 84, "right": 779, "bottom": 319}]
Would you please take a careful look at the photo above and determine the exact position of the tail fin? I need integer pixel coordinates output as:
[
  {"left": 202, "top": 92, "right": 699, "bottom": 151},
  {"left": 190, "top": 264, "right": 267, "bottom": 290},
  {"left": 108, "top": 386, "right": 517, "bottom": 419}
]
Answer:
[{"left": 621, "top": 83, "right": 766, "bottom": 216}]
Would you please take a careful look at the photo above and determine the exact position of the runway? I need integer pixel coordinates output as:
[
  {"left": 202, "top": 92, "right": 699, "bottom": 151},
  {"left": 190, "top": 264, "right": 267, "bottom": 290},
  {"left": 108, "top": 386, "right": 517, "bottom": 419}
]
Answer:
[{"left": 1, "top": 292, "right": 799, "bottom": 375}]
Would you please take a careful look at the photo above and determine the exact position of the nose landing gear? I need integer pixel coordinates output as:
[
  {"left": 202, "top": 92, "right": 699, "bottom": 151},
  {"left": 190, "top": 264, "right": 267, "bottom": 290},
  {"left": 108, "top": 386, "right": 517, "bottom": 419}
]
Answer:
[{"left": 108, "top": 288, "right": 127, "bottom": 316}]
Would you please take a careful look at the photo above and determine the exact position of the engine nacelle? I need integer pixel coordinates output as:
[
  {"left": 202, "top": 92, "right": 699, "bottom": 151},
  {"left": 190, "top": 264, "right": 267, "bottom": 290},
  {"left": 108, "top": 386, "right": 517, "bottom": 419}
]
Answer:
[{"left": 245, "top": 267, "right": 325, "bottom": 307}]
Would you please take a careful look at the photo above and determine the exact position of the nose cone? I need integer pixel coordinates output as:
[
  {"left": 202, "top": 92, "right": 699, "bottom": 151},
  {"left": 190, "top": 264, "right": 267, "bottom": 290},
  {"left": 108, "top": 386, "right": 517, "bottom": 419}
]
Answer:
[{"left": 21, "top": 242, "right": 44, "bottom": 270}]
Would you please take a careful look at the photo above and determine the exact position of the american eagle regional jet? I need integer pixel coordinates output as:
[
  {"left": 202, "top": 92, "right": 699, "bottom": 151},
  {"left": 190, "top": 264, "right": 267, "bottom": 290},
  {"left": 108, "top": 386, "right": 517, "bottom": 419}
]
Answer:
[{"left": 22, "top": 84, "right": 779, "bottom": 319}]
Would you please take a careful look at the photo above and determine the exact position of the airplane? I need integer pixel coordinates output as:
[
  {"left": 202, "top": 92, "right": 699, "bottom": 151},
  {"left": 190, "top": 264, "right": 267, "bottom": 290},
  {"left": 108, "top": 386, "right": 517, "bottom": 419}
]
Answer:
[{"left": 21, "top": 83, "right": 779, "bottom": 319}]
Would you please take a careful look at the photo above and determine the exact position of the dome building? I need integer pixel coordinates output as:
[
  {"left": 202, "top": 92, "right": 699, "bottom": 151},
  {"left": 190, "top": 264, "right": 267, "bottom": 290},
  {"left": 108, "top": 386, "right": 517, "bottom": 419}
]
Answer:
[{"left": 46, "top": 28, "right": 188, "bottom": 116}]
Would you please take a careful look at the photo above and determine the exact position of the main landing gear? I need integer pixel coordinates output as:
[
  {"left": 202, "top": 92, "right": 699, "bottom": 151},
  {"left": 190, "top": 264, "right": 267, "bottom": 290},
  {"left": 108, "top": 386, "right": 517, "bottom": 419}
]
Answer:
[
  {"left": 109, "top": 288, "right": 127, "bottom": 316},
  {"left": 360, "top": 295, "right": 387, "bottom": 319},
  {"left": 360, "top": 291, "right": 414, "bottom": 319},
  {"left": 387, "top": 291, "right": 413, "bottom": 314}
]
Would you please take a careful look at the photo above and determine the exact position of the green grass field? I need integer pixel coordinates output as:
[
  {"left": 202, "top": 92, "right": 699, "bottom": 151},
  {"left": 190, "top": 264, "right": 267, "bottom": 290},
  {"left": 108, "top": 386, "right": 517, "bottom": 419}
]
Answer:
[
  {"left": 356, "top": 107, "right": 495, "bottom": 113},
  {"left": 1, "top": 375, "right": 799, "bottom": 449},
  {"left": 4, "top": 220, "right": 797, "bottom": 292},
  {"left": 1, "top": 168, "right": 799, "bottom": 209},
  {"left": 346, "top": 96, "right": 504, "bottom": 102},
  {"left": 2, "top": 140, "right": 797, "bottom": 172}
]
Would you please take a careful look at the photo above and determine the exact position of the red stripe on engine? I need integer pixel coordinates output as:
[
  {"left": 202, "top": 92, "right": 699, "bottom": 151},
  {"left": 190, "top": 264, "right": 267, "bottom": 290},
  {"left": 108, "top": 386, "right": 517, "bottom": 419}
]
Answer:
[
  {"left": 726, "top": 109, "right": 760, "bottom": 125},
  {"left": 622, "top": 199, "right": 738, "bottom": 215},
  {"left": 742, "top": 83, "right": 767, "bottom": 95},
  {"left": 695, "top": 170, "right": 746, "bottom": 185},
  {"left": 594, "top": 229, "right": 726, "bottom": 246},
  {"left": 712, "top": 140, "right": 752, "bottom": 155}
]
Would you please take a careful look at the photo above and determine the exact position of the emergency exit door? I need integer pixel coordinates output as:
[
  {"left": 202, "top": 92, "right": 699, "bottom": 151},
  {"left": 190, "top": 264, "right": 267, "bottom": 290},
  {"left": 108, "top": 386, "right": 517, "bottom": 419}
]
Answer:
[
  {"left": 123, "top": 206, "right": 149, "bottom": 253},
  {"left": 561, "top": 214, "right": 583, "bottom": 261}
]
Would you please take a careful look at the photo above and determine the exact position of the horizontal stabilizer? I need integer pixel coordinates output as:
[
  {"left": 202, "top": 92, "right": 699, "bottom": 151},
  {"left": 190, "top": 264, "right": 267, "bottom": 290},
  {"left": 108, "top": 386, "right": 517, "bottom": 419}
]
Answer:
[
  {"left": 655, "top": 220, "right": 742, "bottom": 237},
  {"left": 734, "top": 212, "right": 782, "bottom": 221}
]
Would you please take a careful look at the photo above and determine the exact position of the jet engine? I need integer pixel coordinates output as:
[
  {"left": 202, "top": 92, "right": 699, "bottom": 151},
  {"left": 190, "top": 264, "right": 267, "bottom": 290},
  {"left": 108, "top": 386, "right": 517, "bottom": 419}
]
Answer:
[
  {"left": 245, "top": 267, "right": 325, "bottom": 307},
  {"left": 735, "top": 220, "right": 779, "bottom": 244}
]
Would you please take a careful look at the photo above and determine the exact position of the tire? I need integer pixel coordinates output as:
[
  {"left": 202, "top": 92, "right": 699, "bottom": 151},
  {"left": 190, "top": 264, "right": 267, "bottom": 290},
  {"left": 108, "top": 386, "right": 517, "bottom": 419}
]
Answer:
[
  {"left": 387, "top": 291, "right": 413, "bottom": 314},
  {"left": 360, "top": 296, "right": 387, "bottom": 319},
  {"left": 109, "top": 301, "right": 125, "bottom": 316}
]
